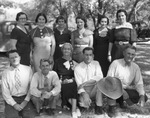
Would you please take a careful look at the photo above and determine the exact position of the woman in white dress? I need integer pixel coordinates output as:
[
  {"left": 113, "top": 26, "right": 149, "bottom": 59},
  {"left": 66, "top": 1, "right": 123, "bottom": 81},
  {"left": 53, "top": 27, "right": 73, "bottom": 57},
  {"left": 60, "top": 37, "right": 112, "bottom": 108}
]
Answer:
[{"left": 30, "top": 13, "right": 56, "bottom": 72}]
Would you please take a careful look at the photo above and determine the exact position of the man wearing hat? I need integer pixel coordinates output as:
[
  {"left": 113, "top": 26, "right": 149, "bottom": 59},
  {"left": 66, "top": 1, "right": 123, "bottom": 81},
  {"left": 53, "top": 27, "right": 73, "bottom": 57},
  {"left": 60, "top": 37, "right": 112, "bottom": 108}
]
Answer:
[
  {"left": 74, "top": 47, "right": 104, "bottom": 115},
  {"left": 105, "top": 44, "right": 147, "bottom": 117}
]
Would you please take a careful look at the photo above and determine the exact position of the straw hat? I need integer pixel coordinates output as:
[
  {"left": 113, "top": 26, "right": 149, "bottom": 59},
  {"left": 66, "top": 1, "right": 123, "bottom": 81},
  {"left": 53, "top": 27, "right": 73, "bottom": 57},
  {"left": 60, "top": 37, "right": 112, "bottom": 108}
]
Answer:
[{"left": 97, "top": 76, "right": 123, "bottom": 99}]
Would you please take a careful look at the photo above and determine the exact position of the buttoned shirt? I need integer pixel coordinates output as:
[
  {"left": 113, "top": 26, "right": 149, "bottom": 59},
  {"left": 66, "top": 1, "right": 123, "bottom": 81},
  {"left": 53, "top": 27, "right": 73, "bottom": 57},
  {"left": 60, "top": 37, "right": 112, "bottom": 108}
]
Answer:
[
  {"left": 1, "top": 64, "right": 33, "bottom": 106},
  {"left": 74, "top": 60, "right": 103, "bottom": 94},
  {"left": 30, "top": 71, "right": 61, "bottom": 98},
  {"left": 107, "top": 59, "right": 145, "bottom": 96}
]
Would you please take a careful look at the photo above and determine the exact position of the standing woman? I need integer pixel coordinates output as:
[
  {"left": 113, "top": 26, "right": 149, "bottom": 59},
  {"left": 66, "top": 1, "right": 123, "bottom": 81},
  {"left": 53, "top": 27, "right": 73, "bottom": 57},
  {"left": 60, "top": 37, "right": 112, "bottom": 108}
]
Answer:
[
  {"left": 53, "top": 16, "right": 71, "bottom": 61},
  {"left": 71, "top": 16, "right": 93, "bottom": 63},
  {"left": 93, "top": 15, "right": 110, "bottom": 77},
  {"left": 30, "top": 13, "right": 56, "bottom": 72},
  {"left": 53, "top": 43, "right": 81, "bottom": 118},
  {"left": 108, "top": 9, "right": 137, "bottom": 62},
  {"left": 10, "top": 12, "right": 32, "bottom": 66}
]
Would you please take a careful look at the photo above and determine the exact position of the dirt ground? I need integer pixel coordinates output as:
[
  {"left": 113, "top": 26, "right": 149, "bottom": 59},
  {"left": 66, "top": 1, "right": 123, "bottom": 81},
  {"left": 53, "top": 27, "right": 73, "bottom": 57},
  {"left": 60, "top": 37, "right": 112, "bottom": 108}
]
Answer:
[{"left": 0, "top": 41, "right": 150, "bottom": 118}]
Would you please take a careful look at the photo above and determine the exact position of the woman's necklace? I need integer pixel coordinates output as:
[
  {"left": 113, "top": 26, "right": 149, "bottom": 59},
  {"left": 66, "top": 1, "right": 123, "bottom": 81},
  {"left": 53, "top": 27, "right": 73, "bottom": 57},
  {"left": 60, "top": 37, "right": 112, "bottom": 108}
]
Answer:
[{"left": 78, "top": 28, "right": 85, "bottom": 39}]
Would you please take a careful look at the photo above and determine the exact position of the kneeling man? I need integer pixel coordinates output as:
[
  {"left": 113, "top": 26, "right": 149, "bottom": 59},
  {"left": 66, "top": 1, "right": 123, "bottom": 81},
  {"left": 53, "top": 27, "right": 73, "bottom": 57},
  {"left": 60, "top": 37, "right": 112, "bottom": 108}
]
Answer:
[
  {"left": 74, "top": 47, "right": 104, "bottom": 115},
  {"left": 30, "top": 58, "right": 61, "bottom": 115},
  {"left": 106, "top": 45, "right": 147, "bottom": 117}
]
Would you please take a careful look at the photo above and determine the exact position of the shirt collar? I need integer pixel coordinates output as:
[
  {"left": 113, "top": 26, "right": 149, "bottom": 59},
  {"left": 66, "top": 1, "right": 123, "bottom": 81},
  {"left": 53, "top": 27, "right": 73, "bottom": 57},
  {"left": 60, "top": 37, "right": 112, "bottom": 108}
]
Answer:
[
  {"left": 122, "top": 59, "right": 132, "bottom": 67},
  {"left": 115, "top": 22, "right": 133, "bottom": 29},
  {"left": 10, "top": 64, "right": 21, "bottom": 71}
]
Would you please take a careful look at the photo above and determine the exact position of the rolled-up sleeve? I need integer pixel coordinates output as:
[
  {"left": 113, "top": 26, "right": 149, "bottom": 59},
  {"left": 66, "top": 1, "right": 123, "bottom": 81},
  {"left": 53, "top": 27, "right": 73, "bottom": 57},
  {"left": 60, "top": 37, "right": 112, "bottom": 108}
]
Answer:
[
  {"left": 74, "top": 66, "right": 86, "bottom": 94},
  {"left": 134, "top": 67, "right": 145, "bottom": 96},
  {"left": 1, "top": 72, "right": 16, "bottom": 106},
  {"left": 30, "top": 73, "right": 42, "bottom": 97},
  {"left": 50, "top": 72, "right": 61, "bottom": 96}
]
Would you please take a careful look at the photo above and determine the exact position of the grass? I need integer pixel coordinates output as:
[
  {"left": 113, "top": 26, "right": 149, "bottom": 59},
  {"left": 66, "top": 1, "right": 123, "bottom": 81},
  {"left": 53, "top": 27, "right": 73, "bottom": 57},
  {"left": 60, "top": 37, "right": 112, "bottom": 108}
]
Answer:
[{"left": 0, "top": 42, "right": 150, "bottom": 118}]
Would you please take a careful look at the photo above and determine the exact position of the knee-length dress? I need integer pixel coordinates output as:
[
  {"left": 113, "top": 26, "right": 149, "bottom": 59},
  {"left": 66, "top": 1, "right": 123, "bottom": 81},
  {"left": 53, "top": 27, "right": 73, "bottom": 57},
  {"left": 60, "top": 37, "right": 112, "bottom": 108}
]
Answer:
[
  {"left": 110, "top": 23, "right": 137, "bottom": 61},
  {"left": 53, "top": 28, "right": 71, "bottom": 61},
  {"left": 30, "top": 27, "right": 55, "bottom": 72},
  {"left": 10, "top": 26, "right": 32, "bottom": 66},
  {"left": 53, "top": 58, "right": 78, "bottom": 107},
  {"left": 93, "top": 28, "right": 110, "bottom": 77},
  {"left": 71, "top": 29, "right": 93, "bottom": 63}
]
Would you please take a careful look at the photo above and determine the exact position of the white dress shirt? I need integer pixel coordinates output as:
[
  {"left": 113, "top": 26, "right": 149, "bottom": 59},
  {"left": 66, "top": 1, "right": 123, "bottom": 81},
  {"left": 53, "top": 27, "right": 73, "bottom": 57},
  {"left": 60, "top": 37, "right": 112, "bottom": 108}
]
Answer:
[
  {"left": 30, "top": 71, "right": 61, "bottom": 98},
  {"left": 1, "top": 64, "right": 33, "bottom": 106},
  {"left": 107, "top": 59, "right": 145, "bottom": 96},
  {"left": 74, "top": 60, "right": 103, "bottom": 94}
]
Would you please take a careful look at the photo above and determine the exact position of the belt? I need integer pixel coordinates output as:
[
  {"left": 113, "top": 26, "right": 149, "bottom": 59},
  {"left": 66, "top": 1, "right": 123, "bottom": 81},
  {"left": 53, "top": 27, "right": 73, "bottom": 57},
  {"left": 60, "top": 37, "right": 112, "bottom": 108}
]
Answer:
[
  {"left": 59, "top": 44, "right": 63, "bottom": 47},
  {"left": 74, "top": 44, "right": 88, "bottom": 47},
  {"left": 114, "top": 41, "right": 129, "bottom": 45}
]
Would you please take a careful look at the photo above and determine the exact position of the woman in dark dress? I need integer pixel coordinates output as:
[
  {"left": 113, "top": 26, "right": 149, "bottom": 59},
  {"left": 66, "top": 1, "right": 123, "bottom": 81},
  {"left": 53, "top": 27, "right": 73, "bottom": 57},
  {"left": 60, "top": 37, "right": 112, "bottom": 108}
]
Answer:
[
  {"left": 93, "top": 15, "right": 110, "bottom": 77},
  {"left": 108, "top": 9, "right": 137, "bottom": 62},
  {"left": 10, "top": 12, "right": 32, "bottom": 66},
  {"left": 53, "top": 43, "right": 81, "bottom": 118},
  {"left": 53, "top": 16, "right": 71, "bottom": 61}
]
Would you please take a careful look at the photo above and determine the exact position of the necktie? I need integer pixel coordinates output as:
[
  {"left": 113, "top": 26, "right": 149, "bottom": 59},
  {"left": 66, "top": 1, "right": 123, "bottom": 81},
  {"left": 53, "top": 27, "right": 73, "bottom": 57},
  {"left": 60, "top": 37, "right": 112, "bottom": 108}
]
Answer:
[
  {"left": 14, "top": 68, "right": 21, "bottom": 90},
  {"left": 86, "top": 65, "right": 90, "bottom": 81},
  {"left": 44, "top": 76, "right": 49, "bottom": 91}
]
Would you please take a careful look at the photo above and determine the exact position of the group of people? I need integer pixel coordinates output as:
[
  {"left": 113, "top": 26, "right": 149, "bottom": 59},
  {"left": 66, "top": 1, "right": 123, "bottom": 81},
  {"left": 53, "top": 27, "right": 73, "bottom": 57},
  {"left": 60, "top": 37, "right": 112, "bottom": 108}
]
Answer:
[{"left": 1, "top": 8, "right": 148, "bottom": 118}]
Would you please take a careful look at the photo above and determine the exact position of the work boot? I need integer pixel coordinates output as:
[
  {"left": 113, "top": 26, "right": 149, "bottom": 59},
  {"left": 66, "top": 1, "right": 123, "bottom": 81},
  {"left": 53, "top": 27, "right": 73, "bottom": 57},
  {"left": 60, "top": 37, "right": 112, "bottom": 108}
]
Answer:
[{"left": 107, "top": 105, "right": 120, "bottom": 117}]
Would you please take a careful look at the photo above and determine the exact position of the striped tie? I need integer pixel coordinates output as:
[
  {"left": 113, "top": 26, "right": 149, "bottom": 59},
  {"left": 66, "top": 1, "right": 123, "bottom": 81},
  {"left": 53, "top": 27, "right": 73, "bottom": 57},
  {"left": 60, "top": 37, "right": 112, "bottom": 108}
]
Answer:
[{"left": 14, "top": 68, "right": 21, "bottom": 90}]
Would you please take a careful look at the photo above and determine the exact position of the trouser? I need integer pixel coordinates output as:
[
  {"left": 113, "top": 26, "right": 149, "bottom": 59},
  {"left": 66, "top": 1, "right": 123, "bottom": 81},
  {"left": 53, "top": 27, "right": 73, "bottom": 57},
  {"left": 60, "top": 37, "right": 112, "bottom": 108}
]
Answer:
[
  {"left": 31, "top": 94, "right": 60, "bottom": 112},
  {"left": 79, "top": 82, "right": 103, "bottom": 108},
  {"left": 108, "top": 89, "right": 148, "bottom": 106},
  {"left": 5, "top": 95, "right": 36, "bottom": 118}
]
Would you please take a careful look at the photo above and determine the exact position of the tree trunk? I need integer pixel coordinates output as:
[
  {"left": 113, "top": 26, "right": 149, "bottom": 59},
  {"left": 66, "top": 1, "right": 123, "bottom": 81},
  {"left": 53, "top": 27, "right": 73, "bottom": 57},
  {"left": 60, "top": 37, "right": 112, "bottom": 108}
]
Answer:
[{"left": 127, "top": 0, "right": 141, "bottom": 22}]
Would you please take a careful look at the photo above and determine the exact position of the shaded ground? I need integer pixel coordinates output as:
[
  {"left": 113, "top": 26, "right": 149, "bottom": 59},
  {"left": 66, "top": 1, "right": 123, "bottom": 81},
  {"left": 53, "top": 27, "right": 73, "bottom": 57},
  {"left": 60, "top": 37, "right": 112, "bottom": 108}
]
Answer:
[{"left": 0, "top": 42, "right": 150, "bottom": 118}]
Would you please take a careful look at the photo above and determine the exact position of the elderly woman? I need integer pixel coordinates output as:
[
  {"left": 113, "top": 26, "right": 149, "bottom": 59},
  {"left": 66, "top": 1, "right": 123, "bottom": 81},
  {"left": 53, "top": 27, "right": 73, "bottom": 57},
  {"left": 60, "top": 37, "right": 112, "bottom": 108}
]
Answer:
[
  {"left": 53, "top": 16, "right": 71, "bottom": 61},
  {"left": 53, "top": 43, "right": 81, "bottom": 118},
  {"left": 71, "top": 16, "right": 93, "bottom": 63},
  {"left": 30, "top": 13, "right": 56, "bottom": 72},
  {"left": 108, "top": 9, "right": 137, "bottom": 62},
  {"left": 10, "top": 12, "right": 32, "bottom": 66}
]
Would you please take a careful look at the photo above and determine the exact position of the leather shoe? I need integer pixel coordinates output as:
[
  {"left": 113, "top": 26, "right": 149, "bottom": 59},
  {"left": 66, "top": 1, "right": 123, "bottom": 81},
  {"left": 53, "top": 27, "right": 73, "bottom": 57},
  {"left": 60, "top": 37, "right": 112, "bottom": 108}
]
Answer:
[
  {"left": 95, "top": 106, "right": 103, "bottom": 115},
  {"left": 107, "top": 105, "right": 121, "bottom": 117}
]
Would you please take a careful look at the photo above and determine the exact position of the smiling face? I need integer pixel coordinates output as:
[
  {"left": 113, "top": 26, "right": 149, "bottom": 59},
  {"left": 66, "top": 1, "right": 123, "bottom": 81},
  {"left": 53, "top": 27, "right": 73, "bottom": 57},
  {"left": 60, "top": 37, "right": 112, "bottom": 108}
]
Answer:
[
  {"left": 76, "top": 18, "right": 85, "bottom": 29},
  {"left": 40, "top": 61, "right": 51, "bottom": 75},
  {"left": 100, "top": 18, "right": 108, "bottom": 28},
  {"left": 117, "top": 12, "right": 127, "bottom": 24},
  {"left": 37, "top": 15, "right": 46, "bottom": 27},
  {"left": 123, "top": 48, "right": 136, "bottom": 65},
  {"left": 18, "top": 14, "right": 27, "bottom": 25},
  {"left": 62, "top": 43, "right": 72, "bottom": 57},
  {"left": 9, "top": 52, "right": 21, "bottom": 67}
]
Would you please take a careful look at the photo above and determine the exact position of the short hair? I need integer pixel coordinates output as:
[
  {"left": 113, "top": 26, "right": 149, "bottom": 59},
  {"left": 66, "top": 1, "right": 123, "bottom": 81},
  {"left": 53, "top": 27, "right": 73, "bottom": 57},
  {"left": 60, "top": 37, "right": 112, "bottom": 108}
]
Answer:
[
  {"left": 82, "top": 47, "right": 94, "bottom": 54},
  {"left": 98, "top": 15, "right": 109, "bottom": 25},
  {"left": 35, "top": 13, "right": 47, "bottom": 23},
  {"left": 40, "top": 58, "right": 52, "bottom": 66},
  {"left": 7, "top": 50, "right": 19, "bottom": 57},
  {"left": 16, "top": 12, "right": 28, "bottom": 21},
  {"left": 123, "top": 44, "right": 136, "bottom": 52},
  {"left": 61, "top": 43, "right": 73, "bottom": 53},
  {"left": 76, "top": 16, "right": 87, "bottom": 28},
  {"left": 56, "top": 16, "right": 66, "bottom": 23},
  {"left": 116, "top": 9, "right": 128, "bottom": 20}
]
